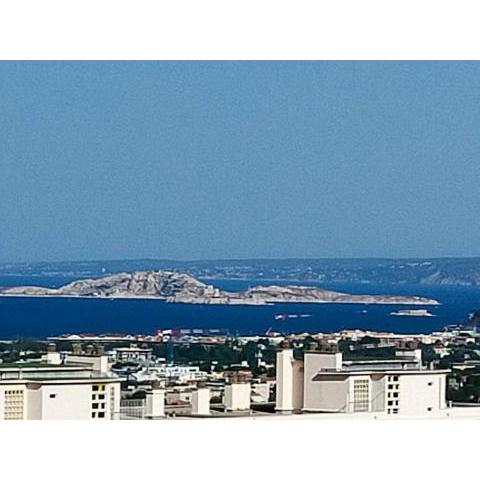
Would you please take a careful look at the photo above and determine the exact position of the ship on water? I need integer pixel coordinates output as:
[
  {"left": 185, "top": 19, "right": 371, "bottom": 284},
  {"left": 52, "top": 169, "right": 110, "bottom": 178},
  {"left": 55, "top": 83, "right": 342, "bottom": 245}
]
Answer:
[
  {"left": 274, "top": 313, "right": 312, "bottom": 321},
  {"left": 390, "top": 308, "right": 434, "bottom": 317}
]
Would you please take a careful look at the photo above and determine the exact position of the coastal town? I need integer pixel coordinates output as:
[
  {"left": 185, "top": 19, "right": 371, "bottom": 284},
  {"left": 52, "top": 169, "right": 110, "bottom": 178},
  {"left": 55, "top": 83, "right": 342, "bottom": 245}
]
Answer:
[
  {"left": 2, "top": 320, "right": 480, "bottom": 420},
  {"left": 2, "top": 15, "right": 479, "bottom": 480}
]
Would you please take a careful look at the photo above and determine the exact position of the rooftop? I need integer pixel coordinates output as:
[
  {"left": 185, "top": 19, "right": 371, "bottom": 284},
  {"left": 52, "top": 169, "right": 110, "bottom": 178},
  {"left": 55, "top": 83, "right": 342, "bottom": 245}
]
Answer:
[
  {"left": 0, "top": 362, "right": 86, "bottom": 370},
  {"left": 0, "top": 362, "right": 120, "bottom": 382}
]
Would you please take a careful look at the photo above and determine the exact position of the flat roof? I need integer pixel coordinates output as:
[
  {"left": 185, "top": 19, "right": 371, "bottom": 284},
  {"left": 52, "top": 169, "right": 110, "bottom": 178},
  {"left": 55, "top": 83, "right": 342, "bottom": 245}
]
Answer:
[
  {"left": 0, "top": 377, "right": 122, "bottom": 385},
  {"left": 115, "top": 347, "right": 152, "bottom": 352},
  {"left": 342, "top": 359, "right": 418, "bottom": 365},
  {"left": 312, "top": 369, "right": 450, "bottom": 378},
  {"left": 0, "top": 363, "right": 89, "bottom": 370}
]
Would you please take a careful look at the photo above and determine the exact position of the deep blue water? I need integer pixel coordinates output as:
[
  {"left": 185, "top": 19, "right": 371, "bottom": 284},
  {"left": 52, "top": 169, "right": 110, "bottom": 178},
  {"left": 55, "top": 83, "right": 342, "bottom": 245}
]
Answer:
[{"left": 0, "top": 275, "right": 479, "bottom": 338}]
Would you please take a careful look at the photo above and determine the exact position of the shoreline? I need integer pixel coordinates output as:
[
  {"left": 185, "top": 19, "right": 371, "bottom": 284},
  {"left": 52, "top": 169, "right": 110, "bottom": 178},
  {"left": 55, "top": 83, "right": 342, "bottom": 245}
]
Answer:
[{"left": 0, "top": 293, "right": 440, "bottom": 306}]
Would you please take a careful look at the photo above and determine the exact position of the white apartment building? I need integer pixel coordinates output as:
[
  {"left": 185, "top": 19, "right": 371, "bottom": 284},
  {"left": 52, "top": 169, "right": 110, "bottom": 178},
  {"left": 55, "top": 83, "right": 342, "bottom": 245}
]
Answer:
[
  {"left": 127, "top": 365, "right": 206, "bottom": 384},
  {"left": 0, "top": 363, "right": 121, "bottom": 420},
  {"left": 144, "top": 364, "right": 206, "bottom": 382},
  {"left": 115, "top": 347, "right": 153, "bottom": 362},
  {"left": 276, "top": 346, "right": 449, "bottom": 417}
]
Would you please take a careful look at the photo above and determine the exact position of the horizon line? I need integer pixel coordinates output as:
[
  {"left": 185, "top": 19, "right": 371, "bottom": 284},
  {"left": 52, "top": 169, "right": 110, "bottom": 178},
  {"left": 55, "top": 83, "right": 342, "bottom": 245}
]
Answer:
[{"left": 2, "top": 255, "right": 480, "bottom": 266}]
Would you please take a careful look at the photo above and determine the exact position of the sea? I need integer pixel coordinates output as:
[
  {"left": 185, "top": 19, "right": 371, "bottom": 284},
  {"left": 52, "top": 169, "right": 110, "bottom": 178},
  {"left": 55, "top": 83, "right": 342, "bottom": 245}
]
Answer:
[{"left": 0, "top": 275, "right": 479, "bottom": 338}]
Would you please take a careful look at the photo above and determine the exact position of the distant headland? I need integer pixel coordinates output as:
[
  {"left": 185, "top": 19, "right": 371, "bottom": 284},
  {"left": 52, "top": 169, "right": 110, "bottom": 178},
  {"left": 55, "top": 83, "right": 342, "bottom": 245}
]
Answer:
[{"left": 0, "top": 270, "right": 439, "bottom": 306}]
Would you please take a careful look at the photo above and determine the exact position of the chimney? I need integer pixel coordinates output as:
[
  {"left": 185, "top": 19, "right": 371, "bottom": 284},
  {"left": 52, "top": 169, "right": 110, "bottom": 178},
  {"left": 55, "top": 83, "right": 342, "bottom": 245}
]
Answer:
[
  {"left": 95, "top": 344, "right": 105, "bottom": 356},
  {"left": 275, "top": 348, "right": 294, "bottom": 413},
  {"left": 224, "top": 383, "right": 251, "bottom": 412},
  {"left": 145, "top": 383, "right": 165, "bottom": 419},
  {"left": 192, "top": 388, "right": 210, "bottom": 416}
]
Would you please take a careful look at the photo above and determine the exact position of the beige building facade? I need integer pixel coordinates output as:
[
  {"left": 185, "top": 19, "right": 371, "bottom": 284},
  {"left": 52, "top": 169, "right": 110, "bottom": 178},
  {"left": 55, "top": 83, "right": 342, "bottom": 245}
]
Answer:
[{"left": 276, "top": 347, "right": 448, "bottom": 417}]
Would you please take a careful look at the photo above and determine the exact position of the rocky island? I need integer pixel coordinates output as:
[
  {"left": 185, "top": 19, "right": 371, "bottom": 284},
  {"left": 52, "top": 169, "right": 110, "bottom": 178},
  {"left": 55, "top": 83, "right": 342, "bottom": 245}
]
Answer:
[{"left": 0, "top": 270, "right": 439, "bottom": 306}]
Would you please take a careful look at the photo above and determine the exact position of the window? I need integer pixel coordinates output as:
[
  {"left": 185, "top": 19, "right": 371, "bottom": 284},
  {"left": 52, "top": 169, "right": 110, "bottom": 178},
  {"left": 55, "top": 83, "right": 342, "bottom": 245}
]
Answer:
[
  {"left": 92, "top": 385, "right": 108, "bottom": 418},
  {"left": 427, "top": 407, "right": 432, "bottom": 411},
  {"left": 4, "top": 390, "right": 24, "bottom": 420},
  {"left": 393, "top": 392, "right": 399, "bottom": 398},
  {"left": 392, "top": 408, "right": 399, "bottom": 414},
  {"left": 428, "top": 382, "right": 433, "bottom": 386},
  {"left": 110, "top": 386, "right": 116, "bottom": 420},
  {"left": 393, "top": 376, "right": 399, "bottom": 382},
  {"left": 388, "top": 400, "right": 393, "bottom": 406},
  {"left": 49, "top": 394, "right": 56, "bottom": 399},
  {"left": 353, "top": 379, "right": 369, "bottom": 412}
]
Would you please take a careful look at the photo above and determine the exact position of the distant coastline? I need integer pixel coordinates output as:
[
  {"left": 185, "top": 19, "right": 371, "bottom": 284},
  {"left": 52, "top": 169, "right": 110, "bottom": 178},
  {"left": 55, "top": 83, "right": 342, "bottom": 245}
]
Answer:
[
  {"left": 3, "top": 257, "right": 480, "bottom": 286},
  {"left": 0, "top": 270, "right": 440, "bottom": 307},
  {"left": 0, "top": 293, "right": 440, "bottom": 306}
]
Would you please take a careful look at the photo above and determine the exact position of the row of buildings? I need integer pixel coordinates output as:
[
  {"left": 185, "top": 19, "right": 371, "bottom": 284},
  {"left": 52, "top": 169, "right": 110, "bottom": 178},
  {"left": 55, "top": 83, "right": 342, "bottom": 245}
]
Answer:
[
  {"left": 0, "top": 344, "right": 459, "bottom": 420},
  {"left": 2, "top": 324, "right": 480, "bottom": 420}
]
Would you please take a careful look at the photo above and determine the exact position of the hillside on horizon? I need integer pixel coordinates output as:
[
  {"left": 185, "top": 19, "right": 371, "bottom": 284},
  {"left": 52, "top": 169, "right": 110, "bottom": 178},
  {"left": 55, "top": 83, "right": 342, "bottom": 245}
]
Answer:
[{"left": 2, "top": 257, "right": 480, "bottom": 286}]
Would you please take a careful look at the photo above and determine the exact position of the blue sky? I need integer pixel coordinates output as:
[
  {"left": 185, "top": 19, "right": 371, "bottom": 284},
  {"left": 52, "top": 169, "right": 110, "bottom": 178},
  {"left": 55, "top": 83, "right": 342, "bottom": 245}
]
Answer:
[{"left": 1, "top": 61, "right": 480, "bottom": 262}]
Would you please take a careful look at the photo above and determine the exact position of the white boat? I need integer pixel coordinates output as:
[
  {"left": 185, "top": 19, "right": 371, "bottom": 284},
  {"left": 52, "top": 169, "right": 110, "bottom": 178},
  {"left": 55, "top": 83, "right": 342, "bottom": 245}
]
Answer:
[
  {"left": 274, "top": 313, "right": 311, "bottom": 321},
  {"left": 390, "top": 308, "right": 434, "bottom": 317}
]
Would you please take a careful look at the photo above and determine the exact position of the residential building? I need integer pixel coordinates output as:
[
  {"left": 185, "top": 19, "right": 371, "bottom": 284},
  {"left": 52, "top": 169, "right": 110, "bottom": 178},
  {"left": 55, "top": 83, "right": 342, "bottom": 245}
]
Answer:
[
  {"left": 115, "top": 346, "right": 153, "bottom": 362},
  {"left": 276, "top": 344, "right": 449, "bottom": 417},
  {"left": 0, "top": 363, "right": 121, "bottom": 420}
]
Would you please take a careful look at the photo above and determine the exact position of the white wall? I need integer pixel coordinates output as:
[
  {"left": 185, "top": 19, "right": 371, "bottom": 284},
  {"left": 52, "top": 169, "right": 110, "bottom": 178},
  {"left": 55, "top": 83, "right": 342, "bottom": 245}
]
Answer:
[
  {"left": 370, "top": 374, "right": 387, "bottom": 412},
  {"left": 303, "top": 352, "right": 344, "bottom": 412},
  {"left": 304, "top": 352, "right": 342, "bottom": 371},
  {"left": 26, "top": 386, "right": 42, "bottom": 420},
  {"left": 396, "top": 373, "right": 447, "bottom": 417},
  {"left": 303, "top": 374, "right": 349, "bottom": 412},
  {"left": 1, "top": 380, "right": 121, "bottom": 420},
  {"left": 42, "top": 352, "right": 62, "bottom": 365},
  {"left": 225, "top": 383, "right": 251, "bottom": 411},
  {"left": 39, "top": 384, "right": 92, "bottom": 420},
  {"left": 146, "top": 388, "right": 165, "bottom": 418},
  {"left": 65, "top": 355, "right": 109, "bottom": 374}
]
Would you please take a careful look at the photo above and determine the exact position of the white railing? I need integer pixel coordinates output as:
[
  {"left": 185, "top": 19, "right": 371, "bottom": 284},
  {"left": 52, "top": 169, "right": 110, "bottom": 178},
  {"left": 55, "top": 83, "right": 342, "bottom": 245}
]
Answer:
[{"left": 119, "top": 399, "right": 146, "bottom": 420}]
